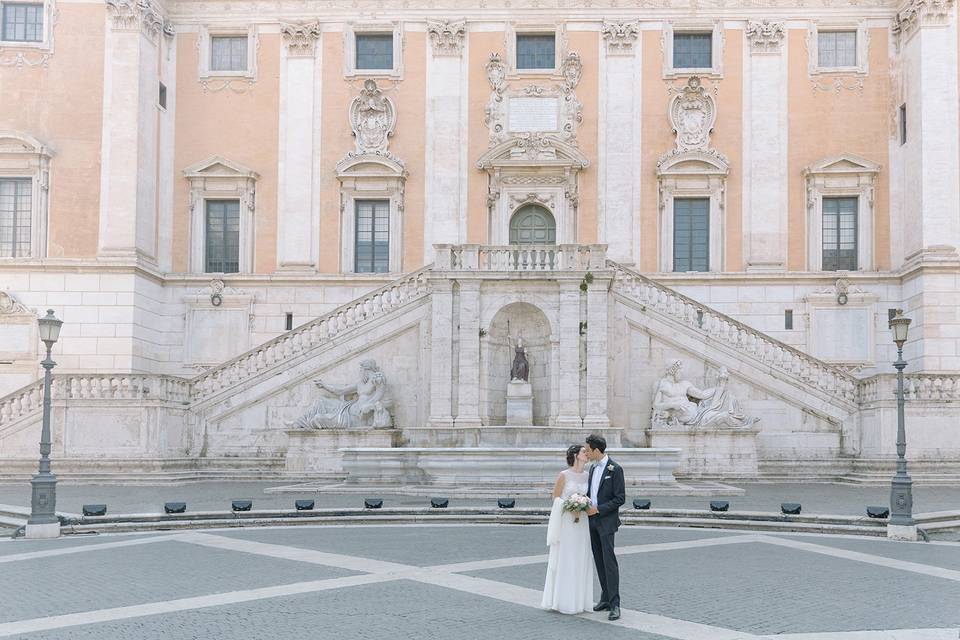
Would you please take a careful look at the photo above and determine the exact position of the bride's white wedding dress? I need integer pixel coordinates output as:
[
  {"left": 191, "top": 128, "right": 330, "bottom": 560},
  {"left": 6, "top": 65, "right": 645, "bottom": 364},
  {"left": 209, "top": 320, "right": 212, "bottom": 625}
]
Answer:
[{"left": 541, "top": 468, "right": 595, "bottom": 614}]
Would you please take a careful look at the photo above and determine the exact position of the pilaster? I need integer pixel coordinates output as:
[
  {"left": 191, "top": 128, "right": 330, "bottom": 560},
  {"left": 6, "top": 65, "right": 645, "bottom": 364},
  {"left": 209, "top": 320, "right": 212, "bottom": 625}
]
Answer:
[
  {"left": 98, "top": 0, "right": 165, "bottom": 262},
  {"left": 424, "top": 20, "right": 468, "bottom": 262},
  {"left": 742, "top": 20, "right": 788, "bottom": 272},
  {"left": 555, "top": 280, "right": 583, "bottom": 427},
  {"left": 583, "top": 275, "right": 611, "bottom": 429},
  {"left": 429, "top": 277, "right": 455, "bottom": 427},
  {"left": 455, "top": 280, "right": 482, "bottom": 427},
  {"left": 277, "top": 22, "right": 322, "bottom": 271}
]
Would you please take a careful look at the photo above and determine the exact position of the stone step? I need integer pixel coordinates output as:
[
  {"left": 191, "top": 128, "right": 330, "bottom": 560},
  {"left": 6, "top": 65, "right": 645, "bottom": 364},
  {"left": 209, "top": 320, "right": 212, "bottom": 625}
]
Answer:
[
  {"left": 59, "top": 506, "right": 887, "bottom": 537},
  {"left": 920, "top": 519, "right": 960, "bottom": 532},
  {"left": 915, "top": 510, "right": 960, "bottom": 524}
]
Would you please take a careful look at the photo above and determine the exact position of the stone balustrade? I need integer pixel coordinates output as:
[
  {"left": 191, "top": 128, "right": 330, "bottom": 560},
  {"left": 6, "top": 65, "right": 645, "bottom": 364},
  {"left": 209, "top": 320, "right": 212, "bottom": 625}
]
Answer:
[
  {"left": 0, "top": 374, "right": 192, "bottom": 428},
  {"left": 859, "top": 373, "right": 960, "bottom": 402},
  {"left": 608, "top": 261, "right": 860, "bottom": 403},
  {"left": 189, "top": 265, "right": 433, "bottom": 403},
  {"left": 434, "top": 243, "right": 607, "bottom": 272}
]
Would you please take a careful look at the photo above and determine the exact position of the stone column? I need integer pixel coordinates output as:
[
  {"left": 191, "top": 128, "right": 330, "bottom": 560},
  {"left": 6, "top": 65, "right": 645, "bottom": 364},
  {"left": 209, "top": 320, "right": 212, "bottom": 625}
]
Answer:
[
  {"left": 555, "top": 279, "right": 582, "bottom": 427},
  {"left": 599, "top": 20, "right": 642, "bottom": 265},
  {"left": 428, "top": 278, "right": 455, "bottom": 427},
  {"left": 98, "top": 0, "right": 165, "bottom": 262},
  {"left": 424, "top": 20, "right": 468, "bottom": 262},
  {"left": 743, "top": 20, "right": 788, "bottom": 272},
  {"left": 583, "top": 275, "right": 611, "bottom": 429},
  {"left": 455, "top": 280, "right": 482, "bottom": 427},
  {"left": 277, "top": 22, "right": 322, "bottom": 271}
]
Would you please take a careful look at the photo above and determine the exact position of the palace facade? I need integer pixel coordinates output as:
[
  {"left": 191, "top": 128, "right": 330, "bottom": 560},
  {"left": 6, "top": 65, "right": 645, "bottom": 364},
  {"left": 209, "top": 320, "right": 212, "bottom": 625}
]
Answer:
[{"left": 0, "top": 0, "right": 958, "bottom": 482}]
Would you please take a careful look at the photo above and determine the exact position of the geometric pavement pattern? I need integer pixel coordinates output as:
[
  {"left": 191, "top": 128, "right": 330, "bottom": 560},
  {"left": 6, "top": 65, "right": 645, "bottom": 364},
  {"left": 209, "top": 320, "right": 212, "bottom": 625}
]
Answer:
[{"left": 0, "top": 525, "right": 958, "bottom": 640}]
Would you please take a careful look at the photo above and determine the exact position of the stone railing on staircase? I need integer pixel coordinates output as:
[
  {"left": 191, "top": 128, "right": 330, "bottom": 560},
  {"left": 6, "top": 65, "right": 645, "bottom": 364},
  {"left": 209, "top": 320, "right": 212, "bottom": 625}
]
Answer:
[
  {"left": 609, "top": 261, "right": 859, "bottom": 404},
  {"left": 189, "top": 265, "right": 433, "bottom": 403},
  {"left": 860, "top": 373, "right": 960, "bottom": 402},
  {"left": 0, "top": 374, "right": 192, "bottom": 429}
]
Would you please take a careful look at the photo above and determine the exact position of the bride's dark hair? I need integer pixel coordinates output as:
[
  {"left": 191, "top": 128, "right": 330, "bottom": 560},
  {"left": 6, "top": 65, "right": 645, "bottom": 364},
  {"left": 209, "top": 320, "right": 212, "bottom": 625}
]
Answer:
[{"left": 566, "top": 444, "right": 582, "bottom": 466}]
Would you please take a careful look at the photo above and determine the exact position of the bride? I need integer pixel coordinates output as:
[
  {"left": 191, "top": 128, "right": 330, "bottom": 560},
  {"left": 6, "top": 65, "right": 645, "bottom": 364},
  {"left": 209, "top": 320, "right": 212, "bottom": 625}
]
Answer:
[{"left": 541, "top": 444, "right": 595, "bottom": 614}]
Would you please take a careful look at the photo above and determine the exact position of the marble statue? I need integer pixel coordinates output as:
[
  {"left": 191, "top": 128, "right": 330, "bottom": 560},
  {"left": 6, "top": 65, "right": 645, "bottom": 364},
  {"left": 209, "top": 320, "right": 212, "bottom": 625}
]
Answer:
[
  {"left": 652, "top": 361, "right": 758, "bottom": 430},
  {"left": 291, "top": 359, "right": 393, "bottom": 430},
  {"left": 510, "top": 336, "right": 529, "bottom": 382}
]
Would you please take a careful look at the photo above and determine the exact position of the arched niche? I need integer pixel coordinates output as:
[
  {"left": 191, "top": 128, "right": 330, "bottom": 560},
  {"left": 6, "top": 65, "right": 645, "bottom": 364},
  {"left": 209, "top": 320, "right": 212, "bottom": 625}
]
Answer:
[{"left": 482, "top": 302, "right": 553, "bottom": 426}]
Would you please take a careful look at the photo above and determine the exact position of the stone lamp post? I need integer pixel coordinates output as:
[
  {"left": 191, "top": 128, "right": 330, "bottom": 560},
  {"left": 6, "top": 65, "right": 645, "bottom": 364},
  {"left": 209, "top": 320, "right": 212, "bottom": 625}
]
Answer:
[
  {"left": 887, "top": 310, "right": 915, "bottom": 541},
  {"left": 26, "top": 309, "right": 63, "bottom": 539}
]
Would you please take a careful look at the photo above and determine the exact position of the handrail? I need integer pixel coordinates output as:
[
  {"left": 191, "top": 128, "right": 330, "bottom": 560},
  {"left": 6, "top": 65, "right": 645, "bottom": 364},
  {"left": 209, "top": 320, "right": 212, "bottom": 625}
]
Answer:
[
  {"left": 189, "top": 265, "right": 433, "bottom": 402},
  {"left": 608, "top": 260, "right": 859, "bottom": 403}
]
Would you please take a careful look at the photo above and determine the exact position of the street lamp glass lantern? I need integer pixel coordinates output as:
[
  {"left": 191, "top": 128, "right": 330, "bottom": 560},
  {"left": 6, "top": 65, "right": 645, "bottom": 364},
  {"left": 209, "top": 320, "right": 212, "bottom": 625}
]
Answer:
[
  {"left": 38, "top": 309, "right": 63, "bottom": 346},
  {"left": 889, "top": 314, "right": 911, "bottom": 349}
]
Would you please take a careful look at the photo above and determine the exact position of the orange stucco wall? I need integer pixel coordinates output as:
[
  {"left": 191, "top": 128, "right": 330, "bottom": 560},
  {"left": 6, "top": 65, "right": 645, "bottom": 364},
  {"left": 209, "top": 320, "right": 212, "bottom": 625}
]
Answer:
[
  {"left": 0, "top": 3, "right": 104, "bottom": 258},
  {"left": 466, "top": 31, "right": 500, "bottom": 244},
  {"left": 569, "top": 31, "right": 599, "bottom": 243},
  {"left": 639, "top": 30, "right": 669, "bottom": 273},
  {"left": 172, "top": 32, "right": 280, "bottom": 273},
  {"left": 786, "top": 27, "right": 891, "bottom": 271}
]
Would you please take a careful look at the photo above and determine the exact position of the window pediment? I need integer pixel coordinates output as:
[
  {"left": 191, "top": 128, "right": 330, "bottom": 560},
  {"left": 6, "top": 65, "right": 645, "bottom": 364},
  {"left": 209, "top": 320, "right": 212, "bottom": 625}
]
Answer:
[
  {"left": 183, "top": 155, "right": 258, "bottom": 180},
  {"left": 0, "top": 131, "right": 53, "bottom": 158},
  {"left": 803, "top": 154, "right": 880, "bottom": 177},
  {"left": 657, "top": 149, "right": 729, "bottom": 177},
  {"left": 336, "top": 154, "right": 406, "bottom": 179},
  {"left": 476, "top": 134, "right": 589, "bottom": 170}
]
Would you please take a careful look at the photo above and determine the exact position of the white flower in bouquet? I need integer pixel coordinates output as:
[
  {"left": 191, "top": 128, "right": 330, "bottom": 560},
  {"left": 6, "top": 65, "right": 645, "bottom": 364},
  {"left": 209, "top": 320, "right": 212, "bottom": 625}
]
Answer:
[{"left": 562, "top": 493, "right": 591, "bottom": 522}]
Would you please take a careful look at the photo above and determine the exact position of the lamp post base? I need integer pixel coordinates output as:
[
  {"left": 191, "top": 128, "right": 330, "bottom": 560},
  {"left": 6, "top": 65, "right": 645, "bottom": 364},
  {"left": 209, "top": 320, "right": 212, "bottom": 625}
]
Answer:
[
  {"left": 887, "top": 523, "right": 918, "bottom": 542},
  {"left": 24, "top": 522, "right": 60, "bottom": 539}
]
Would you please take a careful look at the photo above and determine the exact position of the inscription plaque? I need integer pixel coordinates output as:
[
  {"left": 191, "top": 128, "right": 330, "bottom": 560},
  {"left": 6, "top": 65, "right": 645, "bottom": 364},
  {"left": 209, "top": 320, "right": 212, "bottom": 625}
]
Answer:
[{"left": 508, "top": 97, "right": 559, "bottom": 132}]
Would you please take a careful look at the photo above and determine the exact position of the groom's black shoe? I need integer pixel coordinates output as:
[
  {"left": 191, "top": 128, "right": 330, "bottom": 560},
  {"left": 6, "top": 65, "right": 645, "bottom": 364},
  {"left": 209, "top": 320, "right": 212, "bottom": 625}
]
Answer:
[
  {"left": 608, "top": 606, "right": 621, "bottom": 621},
  {"left": 592, "top": 602, "right": 610, "bottom": 612}
]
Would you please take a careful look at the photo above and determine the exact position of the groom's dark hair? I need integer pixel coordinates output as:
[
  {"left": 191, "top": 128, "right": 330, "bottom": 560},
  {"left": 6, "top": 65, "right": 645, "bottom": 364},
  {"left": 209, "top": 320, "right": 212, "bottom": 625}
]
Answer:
[{"left": 585, "top": 434, "right": 606, "bottom": 453}]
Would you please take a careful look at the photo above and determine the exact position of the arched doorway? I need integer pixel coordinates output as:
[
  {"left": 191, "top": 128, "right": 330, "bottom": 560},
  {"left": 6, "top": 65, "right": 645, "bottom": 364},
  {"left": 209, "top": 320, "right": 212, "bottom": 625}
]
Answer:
[{"left": 509, "top": 204, "right": 556, "bottom": 245}]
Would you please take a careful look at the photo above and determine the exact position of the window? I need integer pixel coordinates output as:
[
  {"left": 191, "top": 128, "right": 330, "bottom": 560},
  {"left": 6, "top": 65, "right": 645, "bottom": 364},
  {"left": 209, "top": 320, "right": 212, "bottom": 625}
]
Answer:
[
  {"left": 0, "top": 178, "right": 31, "bottom": 257},
  {"left": 1, "top": 3, "right": 42, "bottom": 42},
  {"left": 899, "top": 104, "right": 907, "bottom": 145},
  {"left": 785, "top": 309, "right": 793, "bottom": 330},
  {"left": 158, "top": 82, "right": 167, "bottom": 109},
  {"left": 355, "top": 33, "right": 393, "bottom": 70},
  {"left": 285, "top": 313, "right": 293, "bottom": 331},
  {"left": 516, "top": 34, "right": 555, "bottom": 70},
  {"left": 509, "top": 204, "right": 556, "bottom": 244},
  {"left": 817, "top": 31, "right": 856, "bottom": 68},
  {"left": 673, "top": 32, "right": 712, "bottom": 69},
  {"left": 822, "top": 197, "right": 858, "bottom": 271},
  {"left": 210, "top": 35, "right": 247, "bottom": 72},
  {"left": 205, "top": 200, "right": 240, "bottom": 273},
  {"left": 673, "top": 198, "right": 709, "bottom": 272},
  {"left": 355, "top": 200, "right": 390, "bottom": 273}
]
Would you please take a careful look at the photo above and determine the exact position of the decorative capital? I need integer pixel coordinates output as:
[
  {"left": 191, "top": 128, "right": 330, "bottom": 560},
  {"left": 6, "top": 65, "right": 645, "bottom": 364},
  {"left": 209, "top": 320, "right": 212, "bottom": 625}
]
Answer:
[
  {"left": 745, "top": 19, "right": 785, "bottom": 54},
  {"left": 894, "top": 0, "right": 956, "bottom": 43},
  {"left": 281, "top": 21, "right": 322, "bottom": 57},
  {"left": 427, "top": 19, "right": 466, "bottom": 56},
  {"left": 105, "top": 0, "right": 164, "bottom": 40},
  {"left": 601, "top": 20, "right": 640, "bottom": 54}
]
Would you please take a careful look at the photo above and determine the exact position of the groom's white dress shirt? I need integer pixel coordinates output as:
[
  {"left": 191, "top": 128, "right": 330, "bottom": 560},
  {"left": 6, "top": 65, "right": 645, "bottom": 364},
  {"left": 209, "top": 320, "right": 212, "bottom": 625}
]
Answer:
[{"left": 590, "top": 455, "right": 609, "bottom": 507}]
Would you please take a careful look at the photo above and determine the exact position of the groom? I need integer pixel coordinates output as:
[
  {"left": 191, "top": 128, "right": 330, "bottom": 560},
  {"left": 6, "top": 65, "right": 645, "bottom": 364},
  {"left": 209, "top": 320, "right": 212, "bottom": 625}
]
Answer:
[{"left": 584, "top": 434, "right": 625, "bottom": 621}]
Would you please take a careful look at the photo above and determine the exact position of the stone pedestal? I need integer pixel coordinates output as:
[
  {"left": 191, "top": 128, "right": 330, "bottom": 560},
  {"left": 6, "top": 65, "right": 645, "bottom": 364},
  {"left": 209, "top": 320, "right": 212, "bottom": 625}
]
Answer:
[
  {"left": 645, "top": 426, "right": 760, "bottom": 478},
  {"left": 24, "top": 522, "right": 60, "bottom": 539},
  {"left": 285, "top": 429, "right": 403, "bottom": 474},
  {"left": 505, "top": 380, "right": 533, "bottom": 425},
  {"left": 402, "top": 424, "right": 623, "bottom": 448}
]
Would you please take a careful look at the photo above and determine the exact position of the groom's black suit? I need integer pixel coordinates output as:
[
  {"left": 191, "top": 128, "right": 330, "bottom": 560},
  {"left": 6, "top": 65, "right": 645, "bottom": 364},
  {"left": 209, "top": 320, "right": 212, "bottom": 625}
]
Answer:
[{"left": 588, "top": 457, "right": 625, "bottom": 609}]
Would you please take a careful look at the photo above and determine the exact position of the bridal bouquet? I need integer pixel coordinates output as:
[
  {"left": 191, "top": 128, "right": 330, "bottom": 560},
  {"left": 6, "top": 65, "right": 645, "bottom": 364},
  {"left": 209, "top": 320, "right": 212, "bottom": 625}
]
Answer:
[{"left": 562, "top": 493, "right": 591, "bottom": 523}]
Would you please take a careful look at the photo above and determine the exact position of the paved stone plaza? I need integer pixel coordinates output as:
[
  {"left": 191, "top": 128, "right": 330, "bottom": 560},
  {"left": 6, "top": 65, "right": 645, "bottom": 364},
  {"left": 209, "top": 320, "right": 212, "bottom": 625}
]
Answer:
[{"left": 0, "top": 523, "right": 958, "bottom": 639}]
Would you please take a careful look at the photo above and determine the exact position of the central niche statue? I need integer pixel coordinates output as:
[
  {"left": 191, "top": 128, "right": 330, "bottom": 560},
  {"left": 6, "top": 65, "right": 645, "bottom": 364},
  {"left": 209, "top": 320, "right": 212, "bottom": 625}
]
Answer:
[
  {"left": 510, "top": 336, "right": 529, "bottom": 382},
  {"left": 291, "top": 359, "right": 393, "bottom": 430},
  {"left": 652, "top": 360, "right": 758, "bottom": 430}
]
